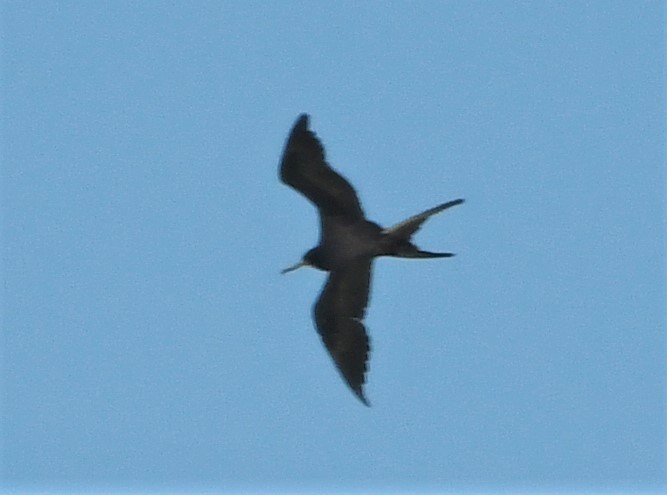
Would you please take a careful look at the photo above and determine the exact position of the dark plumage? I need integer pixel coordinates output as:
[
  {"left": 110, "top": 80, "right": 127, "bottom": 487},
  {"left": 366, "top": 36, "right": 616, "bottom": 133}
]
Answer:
[{"left": 280, "top": 114, "right": 463, "bottom": 405}]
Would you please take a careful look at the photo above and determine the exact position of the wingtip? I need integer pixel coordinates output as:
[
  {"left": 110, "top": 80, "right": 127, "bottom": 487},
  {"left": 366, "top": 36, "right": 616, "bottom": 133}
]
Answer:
[
  {"left": 295, "top": 113, "right": 310, "bottom": 128},
  {"left": 356, "top": 390, "right": 371, "bottom": 407},
  {"left": 288, "top": 113, "right": 312, "bottom": 138}
]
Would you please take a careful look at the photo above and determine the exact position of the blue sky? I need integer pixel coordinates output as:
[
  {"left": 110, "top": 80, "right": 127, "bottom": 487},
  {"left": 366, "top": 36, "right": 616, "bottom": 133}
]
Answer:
[{"left": 1, "top": 1, "right": 664, "bottom": 494}]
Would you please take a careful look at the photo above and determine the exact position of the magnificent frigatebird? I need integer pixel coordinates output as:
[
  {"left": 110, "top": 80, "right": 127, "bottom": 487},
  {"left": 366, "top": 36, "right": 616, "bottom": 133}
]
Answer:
[{"left": 280, "top": 114, "right": 463, "bottom": 406}]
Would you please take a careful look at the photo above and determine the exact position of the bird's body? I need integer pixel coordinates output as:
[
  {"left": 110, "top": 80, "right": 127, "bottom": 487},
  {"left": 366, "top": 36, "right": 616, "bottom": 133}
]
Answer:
[
  {"left": 310, "top": 220, "right": 382, "bottom": 271},
  {"left": 280, "top": 114, "right": 463, "bottom": 405}
]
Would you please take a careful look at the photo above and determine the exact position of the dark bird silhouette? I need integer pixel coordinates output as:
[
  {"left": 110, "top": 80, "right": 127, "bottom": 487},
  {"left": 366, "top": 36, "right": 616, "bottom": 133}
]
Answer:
[{"left": 280, "top": 114, "right": 463, "bottom": 406}]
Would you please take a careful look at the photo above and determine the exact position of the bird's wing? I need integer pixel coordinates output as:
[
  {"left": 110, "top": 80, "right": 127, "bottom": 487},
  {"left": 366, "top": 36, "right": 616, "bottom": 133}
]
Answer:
[
  {"left": 314, "top": 258, "right": 372, "bottom": 406},
  {"left": 280, "top": 114, "right": 364, "bottom": 220}
]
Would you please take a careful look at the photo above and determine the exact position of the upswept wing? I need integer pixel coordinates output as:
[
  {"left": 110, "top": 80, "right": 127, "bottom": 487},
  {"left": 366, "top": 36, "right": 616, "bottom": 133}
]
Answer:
[
  {"left": 280, "top": 114, "right": 364, "bottom": 220},
  {"left": 314, "top": 258, "right": 372, "bottom": 406}
]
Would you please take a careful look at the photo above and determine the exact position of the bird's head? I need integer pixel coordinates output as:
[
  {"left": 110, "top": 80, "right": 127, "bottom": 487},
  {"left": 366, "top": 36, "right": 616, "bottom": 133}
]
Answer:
[{"left": 281, "top": 247, "right": 324, "bottom": 274}]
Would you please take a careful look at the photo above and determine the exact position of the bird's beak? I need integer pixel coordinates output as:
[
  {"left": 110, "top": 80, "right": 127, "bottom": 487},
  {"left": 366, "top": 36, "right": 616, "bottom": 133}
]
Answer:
[{"left": 281, "top": 259, "right": 308, "bottom": 274}]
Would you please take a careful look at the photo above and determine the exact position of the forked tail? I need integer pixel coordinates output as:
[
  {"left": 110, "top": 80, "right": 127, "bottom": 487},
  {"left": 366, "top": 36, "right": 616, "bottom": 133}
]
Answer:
[{"left": 381, "top": 198, "right": 464, "bottom": 258}]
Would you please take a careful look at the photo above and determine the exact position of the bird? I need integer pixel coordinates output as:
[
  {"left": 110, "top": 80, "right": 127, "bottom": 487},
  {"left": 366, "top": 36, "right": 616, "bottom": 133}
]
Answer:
[{"left": 279, "top": 114, "right": 463, "bottom": 406}]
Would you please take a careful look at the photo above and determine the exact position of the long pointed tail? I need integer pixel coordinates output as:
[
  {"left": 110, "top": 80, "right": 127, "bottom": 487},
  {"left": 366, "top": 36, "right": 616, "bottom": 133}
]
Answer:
[
  {"left": 382, "top": 199, "right": 464, "bottom": 240},
  {"left": 399, "top": 249, "right": 455, "bottom": 259},
  {"left": 381, "top": 198, "right": 463, "bottom": 258},
  {"left": 382, "top": 199, "right": 464, "bottom": 241}
]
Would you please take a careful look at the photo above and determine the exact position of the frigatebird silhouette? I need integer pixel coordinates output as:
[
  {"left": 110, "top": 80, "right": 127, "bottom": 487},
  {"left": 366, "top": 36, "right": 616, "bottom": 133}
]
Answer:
[{"left": 280, "top": 114, "right": 463, "bottom": 405}]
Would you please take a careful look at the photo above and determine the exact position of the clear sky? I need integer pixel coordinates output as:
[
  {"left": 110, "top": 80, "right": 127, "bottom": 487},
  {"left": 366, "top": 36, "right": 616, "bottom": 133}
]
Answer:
[{"left": 1, "top": 2, "right": 664, "bottom": 494}]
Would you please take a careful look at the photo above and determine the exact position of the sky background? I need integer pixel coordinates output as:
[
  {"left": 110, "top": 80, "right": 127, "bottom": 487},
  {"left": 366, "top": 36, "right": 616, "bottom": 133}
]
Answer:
[{"left": 1, "top": 1, "right": 664, "bottom": 494}]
